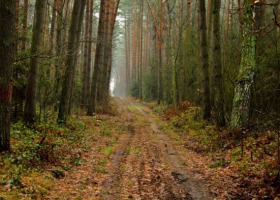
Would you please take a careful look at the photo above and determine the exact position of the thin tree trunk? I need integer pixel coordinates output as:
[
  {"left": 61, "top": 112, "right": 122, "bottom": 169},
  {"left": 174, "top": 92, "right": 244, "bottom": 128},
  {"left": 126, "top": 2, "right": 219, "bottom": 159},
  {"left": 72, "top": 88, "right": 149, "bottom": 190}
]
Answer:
[
  {"left": 207, "top": 0, "right": 214, "bottom": 108},
  {"left": 50, "top": 0, "right": 57, "bottom": 75},
  {"left": 0, "top": 0, "right": 16, "bottom": 151},
  {"left": 21, "top": 0, "right": 28, "bottom": 50},
  {"left": 87, "top": 0, "right": 107, "bottom": 115},
  {"left": 238, "top": 0, "right": 243, "bottom": 33},
  {"left": 53, "top": 0, "right": 64, "bottom": 111},
  {"left": 139, "top": 0, "right": 144, "bottom": 100},
  {"left": 157, "top": 0, "right": 163, "bottom": 105},
  {"left": 86, "top": 0, "right": 93, "bottom": 105},
  {"left": 125, "top": 16, "right": 131, "bottom": 96},
  {"left": 132, "top": 0, "right": 138, "bottom": 83},
  {"left": 225, "top": 0, "right": 230, "bottom": 36},
  {"left": 82, "top": 0, "right": 90, "bottom": 107},
  {"left": 68, "top": 0, "right": 86, "bottom": 115},
  {"left": 198, "top": 0, "right": 211, "bottom": 119},
  {"left": 213, "top": 0, "right": 225, "bottom": 126},
  {"left": 24, "top": 0, "right": 47, "bottom": 124}
]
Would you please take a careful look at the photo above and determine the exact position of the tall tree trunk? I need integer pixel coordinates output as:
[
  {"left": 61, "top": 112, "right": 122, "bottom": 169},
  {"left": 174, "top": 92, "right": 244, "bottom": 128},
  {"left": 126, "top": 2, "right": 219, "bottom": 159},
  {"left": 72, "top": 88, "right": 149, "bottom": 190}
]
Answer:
[
  {"left": 57, "top": 0, "right": 86, "bottom": 123},
  {"left": 82, "top": 0, "right": 90, "bottom": 107},
  {"left": 53, "top": 0, "right": 64, "bottom": 111},
  {"left": 68, "top": 0, "right": 86, "bottom": 115},
  {"left": 198, "top": 0, "right": 211, "bottom": 119},
  {"left": 157, "top": 0, "right": 163, "bottom": 105},
  {"left": 15, "top": 0, "right": 19, "bottom": 49},
  {"left": 86, "top": 0, "right": 94, "bottom": 105},
  {"left": 213, "top": 0, "right": 225, "bottom": 126},
  {"left": 207, "top": 0, "right": 213, "bottom": 39},
  {"left": 125, "top": 16, "right": 131, "bottom": 96},
  {"left": 255, "top": 0, "right": 265, "bottom": 65},
  {"left": 139, "top": 0, "right": 144, "bottom": 100},
  {"left": 97, "top": 0, "right": 120, "bottom": 105},
  {"left": 50, "top": 0, "right": 57, "bottom": 70},
  {"left": 231, "top": 0, "right": 256, "bottom": 129},
  {"left": 13, "top": 0, "right": 25, "bottom": 120},
  {"left": 225, "top": 0, "right": 230, "bottom": 36},
  {"left": 238, "top": 0, "right": 243, "bottom": 33},
  {"left": 207, "top": 0, "right": 214, "bottom": 108},
  {"left": 97, "top": 0, "right": 111, "bottom": 104},
  {"left": 24, "top": 0, "right": 47, "bottom": 124},
  {"left": 87, "top": 0, "right": 107, "bottom": 116},
  {"left": 102, "top": 0, "right": 114, "bottom": 103},
  {"left": 22, "top": 0, "right": 29, "bottom": 50},
  {"left": 0, "top": 0, "right": 16, "bottom": 151},
  {"left": 132, "top": 0, "right": 138, "bottom": 83}
]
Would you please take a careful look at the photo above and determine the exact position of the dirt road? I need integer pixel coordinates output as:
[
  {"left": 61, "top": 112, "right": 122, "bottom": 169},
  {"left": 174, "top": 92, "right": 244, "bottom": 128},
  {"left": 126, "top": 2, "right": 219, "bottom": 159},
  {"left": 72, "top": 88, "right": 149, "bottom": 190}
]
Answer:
[
  {"left": 45, "top": 97, "right": 214, "bottom": 200},
  {"left": 96, "top": 98, "right": 213, "bottom": 200}
]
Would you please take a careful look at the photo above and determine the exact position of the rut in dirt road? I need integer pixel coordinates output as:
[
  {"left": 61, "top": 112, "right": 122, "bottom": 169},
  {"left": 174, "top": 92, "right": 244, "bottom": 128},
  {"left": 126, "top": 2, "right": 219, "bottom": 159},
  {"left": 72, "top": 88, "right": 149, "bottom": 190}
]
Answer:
[{"left": 99, "top": 98, "right": 214, "bottom": 200}]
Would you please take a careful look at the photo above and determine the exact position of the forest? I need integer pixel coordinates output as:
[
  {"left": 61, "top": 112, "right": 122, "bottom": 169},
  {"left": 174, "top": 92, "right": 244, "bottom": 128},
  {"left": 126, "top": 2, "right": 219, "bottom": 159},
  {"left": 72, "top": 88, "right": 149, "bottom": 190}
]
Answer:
[{"left": 0, "top": 0, "right": 280, "bottom": 199}]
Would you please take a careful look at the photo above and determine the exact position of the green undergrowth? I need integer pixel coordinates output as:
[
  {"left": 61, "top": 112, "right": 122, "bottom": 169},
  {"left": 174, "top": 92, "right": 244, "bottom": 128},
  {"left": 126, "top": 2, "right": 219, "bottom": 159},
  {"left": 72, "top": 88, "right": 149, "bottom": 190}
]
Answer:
[{"left": 0, "top": 116, "right": 91, "bottom": 199}]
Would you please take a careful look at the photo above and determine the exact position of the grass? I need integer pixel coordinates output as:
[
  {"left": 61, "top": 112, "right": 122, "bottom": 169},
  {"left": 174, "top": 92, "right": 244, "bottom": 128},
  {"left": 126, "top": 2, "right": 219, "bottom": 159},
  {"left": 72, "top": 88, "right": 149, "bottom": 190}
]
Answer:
[
  {"left": 127, "top": 105, "right": 138, "bottom": 113},
  {"left": 104, "top": 147, "right": 114, "bottom": 157}
]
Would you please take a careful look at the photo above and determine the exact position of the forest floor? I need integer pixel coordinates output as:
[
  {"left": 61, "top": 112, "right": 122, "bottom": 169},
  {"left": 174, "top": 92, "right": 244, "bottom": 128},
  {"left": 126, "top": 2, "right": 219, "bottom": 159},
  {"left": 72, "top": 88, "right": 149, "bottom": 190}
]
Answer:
[
  {"left": 45, "top": 97, "right": 213, "bottom": 199},
  {"left": 1, "top": 98, "right": 280, "bottom": 199}
]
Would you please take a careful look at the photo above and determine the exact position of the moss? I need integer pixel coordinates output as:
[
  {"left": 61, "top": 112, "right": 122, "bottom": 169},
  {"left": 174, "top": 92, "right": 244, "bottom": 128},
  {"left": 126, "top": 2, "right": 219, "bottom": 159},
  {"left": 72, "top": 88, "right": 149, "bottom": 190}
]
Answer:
[
  {"left": 230, "top": 0, "right": 256, "bottom": 129},
  {"left": 103, "top": 147, "right": 114, "bottom": 157}
]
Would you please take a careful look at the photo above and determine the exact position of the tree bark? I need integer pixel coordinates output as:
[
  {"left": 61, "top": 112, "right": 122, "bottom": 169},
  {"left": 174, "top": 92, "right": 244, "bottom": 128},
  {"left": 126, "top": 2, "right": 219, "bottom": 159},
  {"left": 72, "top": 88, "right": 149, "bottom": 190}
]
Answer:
[
  {"left": 50, "top": 0, "right": 57, "bottom": 64},
  {"left": 225, "top": 0, "right": 230, "bottom": 36},
  {"left": 86, "top": 0, "right": 94, "bottom": 105},
  {"left": 87, "top": 0, "right": 107, "bottom": 115},
  {"left": 198, "top": 0, "right": 211, "bottom": 119},
  {"left": 68, "top": 0, "right": 86, "bottom": 115},
  {"left": 213, "top": 0, "right": 225, "bottom": 126},
  {"left": 24, "top": 0, "right": 47, "bottom": 124},
  {"left": 82, "top": 0, "right": 91, "bottom": 107},
  {"left": 21, "top": 0, "right": 28, "bottom": 51},
  {"left": 157, "top": 0, "right": 163, "bottom": 105},
  {"left": 97, "top": 0, "right": 120, "bottom": 106},
  {"left": 97, "top": 0, "right": 111, "bottom": 104},
  {"left": 137, "top": 0, "right": 144, "bottom": 100},
  {"left": 132, "top": 0, "right": 138, "bottom": 83},
  {"left": 231, "top": 0, "right": 256, "bottom": 129},
  {"left": 238, "top": 0, "right": 243, "bottom": 33},
  {"left": 125, "top": 15, "right": 131, "bottom": 96},
  {"left": 57, "top": 0, "right": 86, "bottom": 123},
  {"left": 0, "top": 0, "right": 16, "bottom": 151}
]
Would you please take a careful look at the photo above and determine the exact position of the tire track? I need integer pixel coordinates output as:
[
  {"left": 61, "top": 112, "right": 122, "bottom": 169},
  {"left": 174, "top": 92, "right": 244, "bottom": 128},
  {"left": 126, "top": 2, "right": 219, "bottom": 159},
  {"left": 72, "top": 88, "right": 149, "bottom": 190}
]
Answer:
[{"left": 100, "top": 97, "right": 213, "bottom": 199}]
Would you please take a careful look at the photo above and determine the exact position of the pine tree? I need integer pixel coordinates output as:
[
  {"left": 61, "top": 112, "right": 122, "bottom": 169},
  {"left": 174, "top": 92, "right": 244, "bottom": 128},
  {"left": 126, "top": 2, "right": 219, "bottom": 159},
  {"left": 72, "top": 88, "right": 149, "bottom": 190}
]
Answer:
[
  {"left": 24, "top": 0, "right": 47, "bottom": 124},
  {"left": 0, "top": 0, "right": 16, "bottom": 151},
  {"left": 57, "top": 0, "right": 86, "bottom": 123}
]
